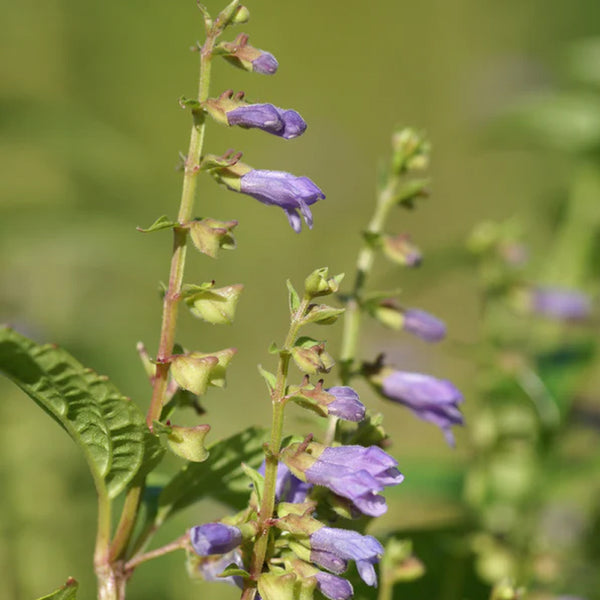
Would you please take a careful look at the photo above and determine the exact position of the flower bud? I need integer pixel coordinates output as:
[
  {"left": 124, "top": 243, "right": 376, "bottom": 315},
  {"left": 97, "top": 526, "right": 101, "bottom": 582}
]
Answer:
[
  {"left": 402, "top": 308, "right": 446, "bottom": 342},
  {"left": 391, "top": 128, "right": 430, "bottom": 174},
  {"left": 301, "top": 304, "right": 345, "bottom": 326},
  {"left": 530, "top": 286, "right": 591, "bottom": 321},
  {"left": 170, "top": 354, "right": 219, "bottom": 395},
  {"left": 291, "top": 338, "right": 335, "bottom": 375},
  {"left": 166, "top": 423, "right": 210, "bottom": 462},
  {"left": 185, "top": 284, "right": 244, "bottom": 325},
  {"left": 382, "top": 234, "right": 422, "bottom": 267},
  {"left": 219, "top": 34, "right": 278, "bottom": 75},
  {"left": 257, "top": 571, "right": 304, "bottom": 600},
  {"left": 188, "top": 218, "right": 238, "bottom": 258},
  {"left": 304, "top": 268, "right": 344, "bottom": 298},
  {"left": 190, "top": 523, "right": 243, "bottom": 556},
  {"left": 368, "top": 299, "right": 403, "bottom": 330}
]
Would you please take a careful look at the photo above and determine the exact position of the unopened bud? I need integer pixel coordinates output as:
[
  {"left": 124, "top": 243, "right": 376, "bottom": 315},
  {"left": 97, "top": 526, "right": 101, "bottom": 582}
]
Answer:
[
  {"left": 304, "top": 267, "right": 344, "bottom": 298},
  {"left": 291, "top": 338, "right": 335, "bottom": 375},
  {"left": 382, "top": 234, "right": 422, "bottom": 266}
]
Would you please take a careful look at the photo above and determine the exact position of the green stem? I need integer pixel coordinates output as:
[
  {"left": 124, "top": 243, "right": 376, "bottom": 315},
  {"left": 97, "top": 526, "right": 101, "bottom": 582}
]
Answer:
[
  {"left": 325, "top": 182, "right": 395, "bottom": 446},
  {"left": 94, "top": 488, "right": 117, "bottom": 600},
  {"left": 246, "top": 297, "right": 310, "bottom": 588},
  {"left": 146, "top": 37, "right": 215, "bottom": 428},
  {"left": 107, "top": 31, "right": 216, "bottom": 582},
  {"left": 124, "top": 534, "right": 189, "bottom": 572}
]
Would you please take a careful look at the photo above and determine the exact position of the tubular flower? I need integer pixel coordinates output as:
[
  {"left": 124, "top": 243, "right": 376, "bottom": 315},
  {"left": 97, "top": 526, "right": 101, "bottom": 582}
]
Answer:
[
  {"left": 325, "top": 386, "right": 365, "bottom": 422},
  {"left": 251, "top": 51, "right": 278, "bottom": 74},
  {"left": 310, "top": 550, "right": 348, "bottom": 574},
  {"left": 282, "top": 442, "right": 403, "bottom": 517},
  {"left": 227, "top": 103, "right": 306, "bottom": 139},
  {"left": 402, "top": 308, "right": 447, "bottom": 342},
  {"left": 381, "top": 371, "right": 463, "bottom": 446},
  {"left": 531, "top": 286, "right": 591, "bottom": 321},
  {"left": 239, "top": 170, "right": 325, "bottom": 232},
  {"left": 190, "top": 523, "right": 242, "bottom": 556},
  {"left": 315, "top": 572, "right": 354, "bottom": 600},
  {"left": 310, "top": 527, "right": 384, "bottom": 587},
  {"left": 258, "top": 461, "right": 312, "bottom": 504}
]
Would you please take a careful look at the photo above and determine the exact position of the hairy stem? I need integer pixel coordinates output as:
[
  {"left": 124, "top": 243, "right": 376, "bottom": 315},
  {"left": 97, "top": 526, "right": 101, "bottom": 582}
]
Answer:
[
  {"left": 146, "top": 37, "right": 215, "bottom": 428},
  {"left": 246, "top": 297, "right": 310, "bottom": 589}
]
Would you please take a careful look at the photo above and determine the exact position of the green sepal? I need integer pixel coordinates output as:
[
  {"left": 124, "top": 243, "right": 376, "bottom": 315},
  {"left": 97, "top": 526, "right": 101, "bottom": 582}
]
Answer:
[
  {"left": 137, "top": 215, "right": 177, "bottom": 233},
  {"left": 258, "top": 365, "right": 277, "bottom": 392},
  {"left": 178, "top": 96, "right": 202, "bottom": 110},
  {"left": 157, "top": 427, "right": 266, "bottom": 523},
  {"left": 390, "top": 178, "right": 430, "bottom": 209},
  {"left": 215, "top": 0, "right": 249, "bottom": 30},
  {"left": 291, "top": 337, "right": 334, "bottom": 375},
  {"left": 170, "top": 353, "right": 219, "bottom": 395},
  {"left": 36, "top": 578, "right": 78, "bottom": 600},
  {"left": 364, "top": 298, "right": 404, "bottom": 330},
  {"left": 303, "top": 267, "right": 344, "bottom": 298},
  {"left": 199, "top": 151, "right": 244, "bottom": 172},
  {"left": 241, "top": 462, "right": 264, "bottom": 504},
  {"left": 380, "top": 539, "right": 425, "bottom": 584},
  {"left": 188, "top": 218, "right": 238, "bottom": 258},
  {"left": 166, "top": 423, "right": 211, "bottom": 463},
  {"left": 268, "top": 341, "right": 281, "bottom": 355},
  {"left": 362, "top": 230, "right": 383, "bottom": 248},
  {"left": 286, "top": 279, "right": 301, "bottom": 313},
  {"left": 294, "top": 336, "right": 320, "bottom": 349},
  {"left": 0, "top": 327, "right": 160, "bottom": 499},
  {"left": 185, "top": 284, "right": 244, "bottom": 325},
  {"left": 301, "top": 304, "right": 345, "bottom": 326}
]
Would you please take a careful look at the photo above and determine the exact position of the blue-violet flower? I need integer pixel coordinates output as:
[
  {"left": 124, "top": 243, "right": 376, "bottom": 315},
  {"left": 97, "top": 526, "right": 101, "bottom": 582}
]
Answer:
[
  {"left": 310, "top": 527, "right": 384, "bottom": 587},
  {"left": 402, "top": 308, "right": 447, "bottom": 342},
  {"left": 325, "top": 386, "right": 365, "bottom": 422},
  {"left": 227, "top": 103, "right": 306, "bottom": 139},
  {"left": 282, "top": 442, "right": 403, "bottom": 517},
  {"left": 315, "top": 572, "right": 354, "bottom": 600},
  {"left": 381, "top": 371, "right": 463, "bottom": 446},
  {"left": 532, "top": 286, "right": 591, "bottom": 321},
  {"left": 190, "top": 523, "right": 242, "bottom": 556},
  {"left": 239, "top": 169, "right": 325, "bottom": 232}
]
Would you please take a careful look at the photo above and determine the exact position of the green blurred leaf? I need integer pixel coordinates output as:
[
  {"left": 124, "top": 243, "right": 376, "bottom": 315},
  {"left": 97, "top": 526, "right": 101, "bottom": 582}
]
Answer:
[
  {"left": 0, "top": 327, "right": 160, "bottom": 499},
  {"left": 286, "top": 279, "right": 301, "bottom": 314},
  {"left": 36, "top": 578, "right": 79, "bottom": 600},
  {"left": 156, "top": 426, "right": 266, "bottom": 523},
  {"left": 490, "top": 92, "right": 600, "bottom": 154}
]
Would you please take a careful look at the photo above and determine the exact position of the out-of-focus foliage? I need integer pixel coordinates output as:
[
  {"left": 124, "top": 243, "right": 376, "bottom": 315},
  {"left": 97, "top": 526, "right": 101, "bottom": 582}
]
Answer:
[{"left": 2, "top": 1, "right": 600, "bottom": 599}]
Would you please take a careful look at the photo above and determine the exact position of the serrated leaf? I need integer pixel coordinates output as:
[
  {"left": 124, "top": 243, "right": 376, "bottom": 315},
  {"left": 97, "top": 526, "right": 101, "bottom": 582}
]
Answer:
[
  {"left": 156, "top": 426, "right": 266, "bottom": 523},
  {"left": 136, "top": 215, "right": 177, "bottom": 233},
  {"left": 286, "top": 279, "right": 301, "bottom": 313},
  {"left": 36, "top": 578, "right": 78, "bottom": 600},
  {"left": 258, "top": 365, "right": 277, "bottom": 391},
  {"left": 0, "top": 327, "right": 157, "bottom": 499}
]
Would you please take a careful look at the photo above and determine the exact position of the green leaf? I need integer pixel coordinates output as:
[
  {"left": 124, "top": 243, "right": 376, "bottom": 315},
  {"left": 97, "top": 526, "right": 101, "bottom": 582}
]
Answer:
[
  {"left": 136, "top": 215, "right": 177, "bottom": 233},
  {"left": 293, "top": 336, "right": 320, "bottom": 349},
  {"left": 156, "top": 426, "right": 266, "bottom": 523},
  {"left": 286, "top": 279, "right": 301, "bottom": 313},
  {"left": 36, "top": 578, "right": 78, "bottom": 600},
  {"left": 258, "top": 365, "right": 277, "bottom": 391},
  {"left": 0, "top": 327, "right": 159, "bottom": 499},
  {"left": 241, "top": 462, "right": 264, "bottom": 504}
]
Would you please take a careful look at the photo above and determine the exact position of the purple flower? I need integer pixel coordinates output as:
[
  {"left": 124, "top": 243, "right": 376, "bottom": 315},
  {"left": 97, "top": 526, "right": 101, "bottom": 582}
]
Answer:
[
  {"left": 196, "top": 550, "right": 244, "bottom": 588},
  {"left": 315, "top": 572, "right": 354, "bottom": 599},
  {"left": 258, "top": 461, "right": 312, "bottom": 504},
  {"left": 310, "top": 550, "right": 348, "bottom": 574},
  {"left": 326, "top": 386, "right": 365, "bottom": 422},
  {"left": 303, "top": 445, "right": 403, "bottom": 517},
  {"left": 239, "top": 170, "right": 325, "bottom": 232},
  {"left": 227, "top": 103, "right": 307, "bottom": 139},
  {"left": 532, "top": 286, "right": 591, "bottom": 321},
  {"left": 190, "top": 523, "right": 242, "bottom": 556},
  {"left": 402, "top": 308, "right": 446, "bottom": 342},
  {"left": 310, "top": 527, "right": 383, "bottom": 587},
  {"left": 381, "top": 371, "right": 463, "bottom": 446},
  {"left": 252, "top": 51, "right": 278, "bottom": 74}
]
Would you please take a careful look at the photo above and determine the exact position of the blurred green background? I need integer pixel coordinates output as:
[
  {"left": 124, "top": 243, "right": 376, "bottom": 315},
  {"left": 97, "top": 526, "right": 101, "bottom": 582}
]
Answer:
[{"left": 1, "top": 1, "right": 599, "bottom": 599}]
